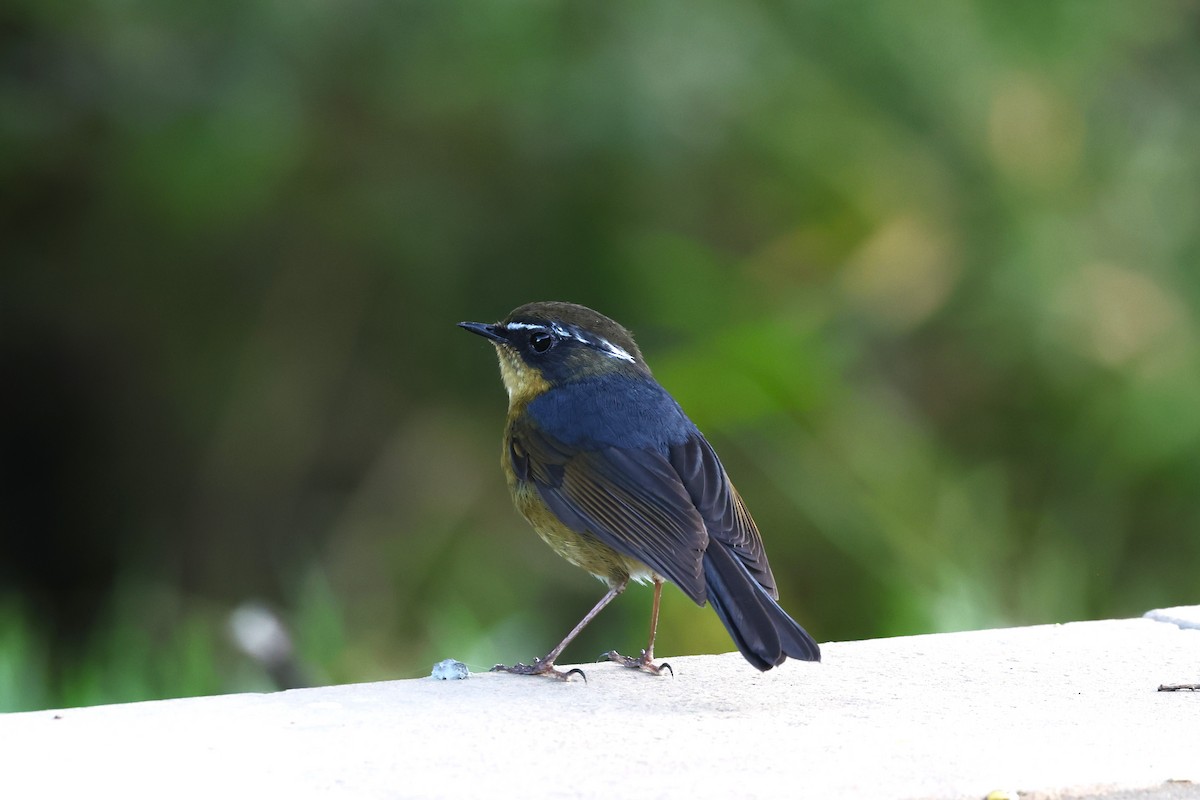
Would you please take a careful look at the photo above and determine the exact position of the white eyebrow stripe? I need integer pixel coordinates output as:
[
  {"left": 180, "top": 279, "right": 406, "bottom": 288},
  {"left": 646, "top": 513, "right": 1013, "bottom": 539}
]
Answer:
[
  {"left": 501, "top": 321, "right": 635, "bottom": 363},
  {"left": 594, "top": 336, "right": 635, "bottom": 362}
]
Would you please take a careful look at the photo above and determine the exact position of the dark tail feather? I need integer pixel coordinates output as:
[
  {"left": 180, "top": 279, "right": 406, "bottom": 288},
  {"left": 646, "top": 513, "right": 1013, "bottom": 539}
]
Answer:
[{"left": 703, "top": 542, "right": 821, "bottom": 670}]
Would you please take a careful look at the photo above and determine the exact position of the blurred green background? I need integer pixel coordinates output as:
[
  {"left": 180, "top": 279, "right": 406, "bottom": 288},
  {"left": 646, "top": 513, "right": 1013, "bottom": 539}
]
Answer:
[{"left": 3, "top": 0, "right": 1199, "bottom": 712}]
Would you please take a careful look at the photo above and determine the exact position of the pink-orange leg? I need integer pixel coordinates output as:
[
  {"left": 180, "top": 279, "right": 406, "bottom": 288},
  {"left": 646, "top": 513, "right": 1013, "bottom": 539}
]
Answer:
[
  {"left": 602, "top": 577, "right": 673, "bottom": 676},
  {"left": 491, "top": 578, "right": 628, "bottom": 681}
]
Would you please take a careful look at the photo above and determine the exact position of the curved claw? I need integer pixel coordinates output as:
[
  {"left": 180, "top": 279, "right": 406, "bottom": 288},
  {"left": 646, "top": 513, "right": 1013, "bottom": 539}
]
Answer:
[
  {"left": 602, "top": 649, "right": 673, "bottom": 677},
  {"left": 489, "top": 660, "right": 587, "bottom": 682}
]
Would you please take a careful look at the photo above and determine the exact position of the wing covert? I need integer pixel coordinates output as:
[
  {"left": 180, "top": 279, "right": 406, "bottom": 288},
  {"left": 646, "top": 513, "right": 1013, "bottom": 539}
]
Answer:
[{"left": 511, "top": 420, "right": 708, "bottom": 603}]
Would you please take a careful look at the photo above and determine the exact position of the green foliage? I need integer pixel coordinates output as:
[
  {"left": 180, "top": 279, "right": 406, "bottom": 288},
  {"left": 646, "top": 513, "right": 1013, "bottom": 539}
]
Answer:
[{"left": 3, "top": 0, "right": 1199, "bottom": 710}]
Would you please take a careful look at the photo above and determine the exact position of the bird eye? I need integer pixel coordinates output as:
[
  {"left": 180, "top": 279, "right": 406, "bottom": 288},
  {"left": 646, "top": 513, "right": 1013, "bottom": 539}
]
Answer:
[{"left": 529, "top": 331, "right": 554, "bottom": 353}]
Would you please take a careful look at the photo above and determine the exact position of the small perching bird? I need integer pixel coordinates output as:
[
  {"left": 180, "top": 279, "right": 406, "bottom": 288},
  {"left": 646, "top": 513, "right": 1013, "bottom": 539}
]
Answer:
[{"left": 459, "top": 301, "right": 820, "bottom": 680}]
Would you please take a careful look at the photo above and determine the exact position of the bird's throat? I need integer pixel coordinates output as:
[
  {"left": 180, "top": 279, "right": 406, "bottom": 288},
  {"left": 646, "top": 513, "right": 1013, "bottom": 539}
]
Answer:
[{"left": 494, "top": 345, "right": 550, "bottom": 410}]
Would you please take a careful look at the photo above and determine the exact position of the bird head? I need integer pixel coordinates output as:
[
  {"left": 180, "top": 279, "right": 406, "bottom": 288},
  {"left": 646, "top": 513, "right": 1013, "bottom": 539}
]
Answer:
[{"left": 459, "top": 301, "right": 648, "bottom": 406}]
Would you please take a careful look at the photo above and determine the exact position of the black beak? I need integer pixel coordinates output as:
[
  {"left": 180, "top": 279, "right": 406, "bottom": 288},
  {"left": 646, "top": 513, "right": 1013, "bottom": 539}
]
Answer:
[{"left": 458, "top": 321, "right": 508, "bottom": 345}]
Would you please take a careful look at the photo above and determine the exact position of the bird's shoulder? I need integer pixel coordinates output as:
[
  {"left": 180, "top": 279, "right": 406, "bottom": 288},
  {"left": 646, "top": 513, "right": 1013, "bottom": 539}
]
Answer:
[{"left": 524, "top": 374, "right": 696, "bottom": 451}]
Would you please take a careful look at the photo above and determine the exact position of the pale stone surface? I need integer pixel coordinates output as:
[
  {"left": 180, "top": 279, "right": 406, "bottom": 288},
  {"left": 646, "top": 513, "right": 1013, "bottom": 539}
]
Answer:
[{"left": 3, "top": 610, "right": 1199, "bottom": 799}]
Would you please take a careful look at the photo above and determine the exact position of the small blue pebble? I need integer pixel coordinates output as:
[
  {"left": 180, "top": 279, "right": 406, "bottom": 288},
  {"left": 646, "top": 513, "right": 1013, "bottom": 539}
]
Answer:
[{"left": 431, "top": 659, "right": 470, "bottom": 680}]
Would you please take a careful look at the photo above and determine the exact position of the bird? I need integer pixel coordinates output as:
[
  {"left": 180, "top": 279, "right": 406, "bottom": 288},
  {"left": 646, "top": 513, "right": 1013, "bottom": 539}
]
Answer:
[{"left": 459, "top": 301, "right": 820, "bottom": 680}]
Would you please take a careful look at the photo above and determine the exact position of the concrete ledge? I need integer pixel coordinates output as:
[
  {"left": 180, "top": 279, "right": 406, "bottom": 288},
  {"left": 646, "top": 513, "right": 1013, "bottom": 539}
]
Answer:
[{"left": 3, "top": 609, "right": 1199, "bottom": 799}]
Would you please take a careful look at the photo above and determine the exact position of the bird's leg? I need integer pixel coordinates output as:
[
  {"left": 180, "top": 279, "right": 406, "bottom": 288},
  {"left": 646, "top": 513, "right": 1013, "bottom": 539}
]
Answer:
[
  {"left": 492, "top": 578, "right": 628, "bottom": 681},
  {"left": 602, "top": 577, "right": 673, "bottom": 676}
]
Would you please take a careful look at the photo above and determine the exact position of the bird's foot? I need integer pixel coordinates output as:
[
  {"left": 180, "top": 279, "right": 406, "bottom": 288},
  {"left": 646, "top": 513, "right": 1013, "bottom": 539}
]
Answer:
[
  {"left": 490, "top": 657, "right": 586, "bottom": 682},
  {"left": 600, "top": 649, "right": 673, "bottom": 677}
]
